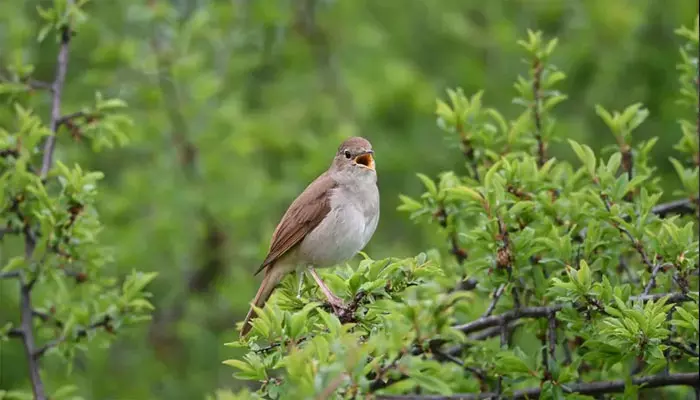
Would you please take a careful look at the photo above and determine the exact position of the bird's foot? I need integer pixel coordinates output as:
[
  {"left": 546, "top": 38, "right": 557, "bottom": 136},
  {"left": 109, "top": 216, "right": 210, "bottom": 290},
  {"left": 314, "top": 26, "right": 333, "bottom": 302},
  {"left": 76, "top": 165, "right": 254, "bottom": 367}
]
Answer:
[{"left": 330, "top": 302, "right": 355, "bottom": 323}]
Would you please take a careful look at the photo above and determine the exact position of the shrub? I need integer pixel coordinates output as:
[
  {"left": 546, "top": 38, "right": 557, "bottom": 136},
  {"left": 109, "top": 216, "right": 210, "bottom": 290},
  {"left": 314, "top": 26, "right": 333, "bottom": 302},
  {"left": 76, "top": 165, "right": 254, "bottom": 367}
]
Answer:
[
  {"left": 1, "top": 2, "right": 155, "bottom": 399},
  {"left": 222, "top": 19, "right": 699, "bottom": 400}
]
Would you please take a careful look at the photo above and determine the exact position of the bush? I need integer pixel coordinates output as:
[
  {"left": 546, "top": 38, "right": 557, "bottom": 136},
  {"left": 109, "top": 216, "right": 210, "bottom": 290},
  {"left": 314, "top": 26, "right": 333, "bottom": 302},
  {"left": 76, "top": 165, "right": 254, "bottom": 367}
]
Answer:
[
  {"left": 223, "top": 20, "right": 699, "bottom": 400},
  {"left": 1, "top": 2, "right": 155, "bottom": 399}
]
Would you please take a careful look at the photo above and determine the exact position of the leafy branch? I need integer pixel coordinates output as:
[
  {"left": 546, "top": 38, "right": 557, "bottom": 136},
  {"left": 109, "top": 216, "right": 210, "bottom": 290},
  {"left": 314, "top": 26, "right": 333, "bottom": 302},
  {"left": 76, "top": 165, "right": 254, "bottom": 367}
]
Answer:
[{"left": 376, "top": 372, "right": 700, "bottom": 400}]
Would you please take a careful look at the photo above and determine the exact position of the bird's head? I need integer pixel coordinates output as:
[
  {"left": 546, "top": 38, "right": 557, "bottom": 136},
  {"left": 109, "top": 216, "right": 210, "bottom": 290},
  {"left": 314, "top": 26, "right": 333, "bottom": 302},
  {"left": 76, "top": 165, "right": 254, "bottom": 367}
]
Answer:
[{"left": 331, "top": 137, "right": 376, "bottom": 183}]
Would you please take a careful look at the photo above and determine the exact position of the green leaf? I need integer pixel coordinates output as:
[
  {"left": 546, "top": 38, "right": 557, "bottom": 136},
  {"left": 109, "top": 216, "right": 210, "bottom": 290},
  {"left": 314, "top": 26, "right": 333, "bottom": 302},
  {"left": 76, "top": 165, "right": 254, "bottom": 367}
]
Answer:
[
  {"left": 406, "top": 370, "right": 453, "bottom": 395},
  {"left": 416, "top": 173, "right": 438, "bottom": 197},
  {"left": 2, "top": 257, "right": 27, "bottom": 273}
]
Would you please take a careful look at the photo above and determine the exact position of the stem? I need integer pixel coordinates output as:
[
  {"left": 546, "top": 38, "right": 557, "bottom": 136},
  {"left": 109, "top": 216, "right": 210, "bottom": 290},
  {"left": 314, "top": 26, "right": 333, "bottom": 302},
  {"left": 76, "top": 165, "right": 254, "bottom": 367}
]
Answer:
[
  {"left": 482, "top": 284, "right": 506, "bottom": 317},
  {"left": 532, "top": 59, "right": 545, "bottom": 167},
  {"left": 40, "top": 24, "right": 72, "bottom": 181},
  {"left": 17, "top": 5, "right": 74, "bottom": 398},
  {"left": 19, "top": 281, "right": 45, "bottom": 400}
]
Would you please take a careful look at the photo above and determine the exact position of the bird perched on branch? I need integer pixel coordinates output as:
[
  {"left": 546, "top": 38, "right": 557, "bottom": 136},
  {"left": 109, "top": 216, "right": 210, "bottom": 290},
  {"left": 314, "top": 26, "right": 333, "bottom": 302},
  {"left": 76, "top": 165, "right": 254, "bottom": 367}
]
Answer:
[{"left": 239, "top": 137, "right": 380, "bottom": 336}]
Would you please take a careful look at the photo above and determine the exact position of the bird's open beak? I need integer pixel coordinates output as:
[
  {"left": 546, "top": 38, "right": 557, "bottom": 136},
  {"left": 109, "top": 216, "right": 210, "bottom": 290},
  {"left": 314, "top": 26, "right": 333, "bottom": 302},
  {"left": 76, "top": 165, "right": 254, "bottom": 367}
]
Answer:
[{"left": 354, "top": 150, "right": 375, "bottom": 170}]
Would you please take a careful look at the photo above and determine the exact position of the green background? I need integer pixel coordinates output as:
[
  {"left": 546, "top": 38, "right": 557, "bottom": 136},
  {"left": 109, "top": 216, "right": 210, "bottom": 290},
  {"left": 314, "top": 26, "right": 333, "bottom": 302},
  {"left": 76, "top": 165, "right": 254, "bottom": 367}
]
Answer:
[{"left": 1, "top": 0, "right": 698, "bottom": 398}]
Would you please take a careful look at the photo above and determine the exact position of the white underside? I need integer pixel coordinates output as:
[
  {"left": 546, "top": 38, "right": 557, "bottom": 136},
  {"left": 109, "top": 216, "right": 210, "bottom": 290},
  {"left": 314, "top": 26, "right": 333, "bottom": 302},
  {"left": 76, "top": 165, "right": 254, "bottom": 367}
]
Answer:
[{"left": 297, "top": 181, "right": 379, "bottom": 268}]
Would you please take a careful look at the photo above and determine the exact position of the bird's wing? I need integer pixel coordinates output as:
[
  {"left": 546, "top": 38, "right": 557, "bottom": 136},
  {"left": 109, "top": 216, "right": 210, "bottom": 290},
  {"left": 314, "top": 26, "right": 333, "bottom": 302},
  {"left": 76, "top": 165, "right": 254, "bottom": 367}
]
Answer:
[{"left": 253, "top": 172, "right": 336, "bottom": 275}]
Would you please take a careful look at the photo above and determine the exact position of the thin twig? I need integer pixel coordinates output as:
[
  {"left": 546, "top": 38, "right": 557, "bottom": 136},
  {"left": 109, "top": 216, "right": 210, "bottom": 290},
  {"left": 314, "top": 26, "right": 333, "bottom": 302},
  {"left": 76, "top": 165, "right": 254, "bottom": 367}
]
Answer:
[
  {"left": 33, "top": 316, "right": 111, "bottom": 359},
  {"left": 26, "top": 79, "right": 54, "bottom": 92},
  {"left": 0, "top": 271, "right": 21, "bottom": 279},
  {"left": 644, "top": 263, "right": 672, "bottom": 295},
  {"left": 375, "top": 372, "right": 700, "bottom": 399},
  {"left": 601, "top": 194, "right": 656, "bottom": 271},
  {"left": 56, "top": 111, "right": 99, "bottom": 127},
  {"left": 482, "top": 284, "right": 506, "bottom": 317},
  {"left": 32, "top": 309, "right": 64, "bottom": 329},
  {"left": 532, "top": 59, "right": 545, "bottom": 167},
  {"left": 39, "top": 24, "right": 72, "bottom": 181},
  {"left": 664, "top": 339, "right": 699, "bottom": 358},
  {"left": 0, "top": 227, "right": 19, "bottom": 240}
]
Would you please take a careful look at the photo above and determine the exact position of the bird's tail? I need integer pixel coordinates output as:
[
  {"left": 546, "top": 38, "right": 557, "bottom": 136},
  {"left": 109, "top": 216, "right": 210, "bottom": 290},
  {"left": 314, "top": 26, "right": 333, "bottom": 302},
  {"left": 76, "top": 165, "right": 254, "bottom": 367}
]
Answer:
[{"left": 240, "top": 264, "right": 287, "bottom": 337}]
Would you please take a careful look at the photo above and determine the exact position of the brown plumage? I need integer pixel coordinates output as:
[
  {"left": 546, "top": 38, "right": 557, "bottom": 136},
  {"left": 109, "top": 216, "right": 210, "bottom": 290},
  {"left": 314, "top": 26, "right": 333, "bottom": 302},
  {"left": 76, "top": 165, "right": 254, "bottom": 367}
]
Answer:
[
  {"left": 240, "top": 137, "right": 379, "bottom": 337},
  {"left": 240, "top": 175, "right": 336, "bottom": 336},
  {"left": 253, "top": 173, "right": 336, "bottom": 276}
]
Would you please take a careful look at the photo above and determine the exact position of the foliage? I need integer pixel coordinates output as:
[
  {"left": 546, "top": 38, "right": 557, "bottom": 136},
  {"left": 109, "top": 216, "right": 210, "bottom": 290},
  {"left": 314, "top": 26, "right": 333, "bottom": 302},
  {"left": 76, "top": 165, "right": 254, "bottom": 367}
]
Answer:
[
  {"left": 0, "top": 1, "right": 698, "bottom": 399},
  {"left": 0, "top": 1, "right": 154, "bottom": 399},
  {"left": 224, "top": 21, "right": 700, "bottom": 399}
]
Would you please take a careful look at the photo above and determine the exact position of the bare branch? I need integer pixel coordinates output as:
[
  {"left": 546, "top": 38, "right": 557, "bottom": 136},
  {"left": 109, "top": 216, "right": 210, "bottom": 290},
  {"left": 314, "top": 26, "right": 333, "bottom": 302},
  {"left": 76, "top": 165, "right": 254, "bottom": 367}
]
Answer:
[
  {"left": 652, "top": 198, "right": 698, "bottom": 218},
  {"left": 39, "top": 24, "right": 72, "bottom": 181},
  {"left": 376, "top": 372, "right": 700, "bottom": 399},
  {"left": 644, "top": 263, "right": 672, "bottom": 295},
  {"left": 26, "top": 79, "right": 54, "bottom": 92},
  {"left": 8, "top": 328, "right": 24, "bottom": 338},
  {"left": 664, "top": 339, "right": 699, "bottom": 358},
  {"left": 482, "top": 284, "right": 505, "bottom": 317},
  {"left": 19, "top": 282, "right": 45, "bottom": 399},
  {"left": 0, "top": 271, "right": 20, "bottom": 279},
  {"left": 532, "top": 58, "right": 546, "bottom": 167},
  {"left": 56, "top": 111, "right": 99, "bottom": 127}
]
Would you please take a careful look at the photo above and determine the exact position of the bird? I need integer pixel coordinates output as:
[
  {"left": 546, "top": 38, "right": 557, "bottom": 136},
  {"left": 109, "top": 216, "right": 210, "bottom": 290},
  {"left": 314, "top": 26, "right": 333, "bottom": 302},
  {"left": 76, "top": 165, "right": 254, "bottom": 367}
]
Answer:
[{"left": 239, "top": 136, "right": 380, "bottom": 337}]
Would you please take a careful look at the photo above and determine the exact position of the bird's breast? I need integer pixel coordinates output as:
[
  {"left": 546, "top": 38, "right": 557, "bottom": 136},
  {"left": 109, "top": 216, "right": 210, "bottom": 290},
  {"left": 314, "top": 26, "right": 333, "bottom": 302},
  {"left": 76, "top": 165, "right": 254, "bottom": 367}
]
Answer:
[{"left": 298, "top": 183, "right": 379, "bottom": 268}]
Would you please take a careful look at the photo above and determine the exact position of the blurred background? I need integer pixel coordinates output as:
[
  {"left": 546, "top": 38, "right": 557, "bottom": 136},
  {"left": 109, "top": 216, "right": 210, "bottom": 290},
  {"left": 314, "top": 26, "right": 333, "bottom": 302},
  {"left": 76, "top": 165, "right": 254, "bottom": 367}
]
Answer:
[{"left": 0, "top": 0, "right": 698, "bottom": 398}]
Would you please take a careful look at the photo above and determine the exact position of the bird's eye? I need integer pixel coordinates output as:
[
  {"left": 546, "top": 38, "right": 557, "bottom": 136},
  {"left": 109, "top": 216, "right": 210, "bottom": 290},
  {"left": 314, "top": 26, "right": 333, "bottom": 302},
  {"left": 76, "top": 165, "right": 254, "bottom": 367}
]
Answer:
[{"left": 344, "top": 150, "right": 352, "bottom": 159}]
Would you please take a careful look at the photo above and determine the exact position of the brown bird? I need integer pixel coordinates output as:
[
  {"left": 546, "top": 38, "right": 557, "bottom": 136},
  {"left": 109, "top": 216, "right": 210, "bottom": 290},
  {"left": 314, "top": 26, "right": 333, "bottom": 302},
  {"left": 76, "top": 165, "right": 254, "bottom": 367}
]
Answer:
[{"left": 240, "top": 137, "right": 380, "bottom": 337}]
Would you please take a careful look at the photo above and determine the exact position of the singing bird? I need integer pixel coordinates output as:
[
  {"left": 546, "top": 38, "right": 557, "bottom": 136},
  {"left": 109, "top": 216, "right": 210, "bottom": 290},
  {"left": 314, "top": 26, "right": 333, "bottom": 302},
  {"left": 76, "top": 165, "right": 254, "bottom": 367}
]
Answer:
[{"left": 239, "top": 137, "right": 380, "bottom": 336}]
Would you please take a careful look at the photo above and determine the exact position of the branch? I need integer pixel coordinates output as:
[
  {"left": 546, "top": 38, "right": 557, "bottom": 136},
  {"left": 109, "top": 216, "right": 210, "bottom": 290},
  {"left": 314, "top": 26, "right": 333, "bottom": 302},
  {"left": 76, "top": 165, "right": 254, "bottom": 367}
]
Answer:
[
  {"left": 578, "top": 197, "right": 698, "bottom": 241},
  {"left": 482, "top": 284, "right": 505, "bottom": 317},
  {"left": 532, "top": 58, "right": 546, "bottom": 167},
  {"left": 644, "top": 263, "right": 672, "bottom": 295},
  {"left": 664, "top": 339, "right": 699, "bottom": 358},
  {"left": 56, "top": 111, "right": 100, "bottom": 127},
  {"left": 375, "top": 372, "right": 700, "bottom": 399},
  {"left": 19, "top": 282, "right": 45, "bottom": 399},
  {"left": 0, "top": 271, "right": 20, "bottom": 279},
  {"left": 17, "top": 9, "right": 74, "bottom": 400},
  {"left": 26, "top": 78, "right": 54, "bottom": 92},
  {"left": 453, "top": 292, "right": 694, "bottom": 335},
  {"left": 601, "top": 194, "right": 655, "bottom": 272},
  {"left": 653, "top": 198, "right": 699, "bottom": 217},
  {"left": 39, "top": 24, "right": 72, "bottom": 181},
  {"left": 33, "top": 315, "right": 112, "bottom": 359}
]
